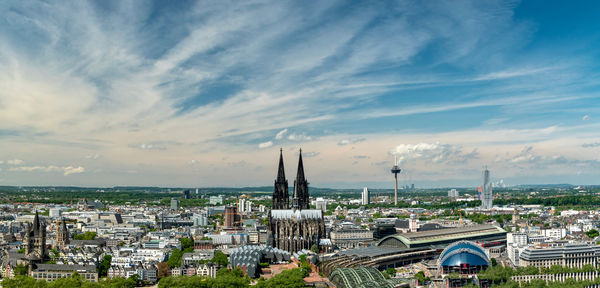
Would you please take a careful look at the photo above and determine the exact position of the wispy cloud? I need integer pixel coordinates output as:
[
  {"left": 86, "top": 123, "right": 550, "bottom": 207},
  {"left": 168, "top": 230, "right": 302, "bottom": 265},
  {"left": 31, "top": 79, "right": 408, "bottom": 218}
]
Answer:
[
  {"left": 338, "top": 138, "right": 365, "bottom": 146},
  {"left": 275, "top": 129, "right": 288, "bottom": 140},
  {"left": 6, "top": 159, "right": 24, "bottom": 165},
  {"left": 9, "top": 165, "right": 85, "bottom": 176},
  {"left": 258, "top": 141, "right": 273, "bottom": 149}
]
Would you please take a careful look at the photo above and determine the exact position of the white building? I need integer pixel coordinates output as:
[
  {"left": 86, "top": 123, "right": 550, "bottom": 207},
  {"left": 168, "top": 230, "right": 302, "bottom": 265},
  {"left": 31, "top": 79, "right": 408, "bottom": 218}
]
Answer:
[
  {"left": 315, "top": 198, "right": 327, "bottom": 212},
  {"left": 362, "top": 187, "right": 370, "bottom": 205}
]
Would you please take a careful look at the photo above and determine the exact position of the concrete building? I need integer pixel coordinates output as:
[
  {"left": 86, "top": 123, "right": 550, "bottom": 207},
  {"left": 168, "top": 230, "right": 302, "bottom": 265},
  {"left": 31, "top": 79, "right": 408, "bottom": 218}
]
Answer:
[
  {"left": 480, "top": 168, "right": 493, "bottom": 210},
  {"left": 209, "top": 196, "right": 224, "bottom": 205},
  {"left": 31, "top": 264, "right": 98, "bottom": 282},
  {"left": 315, "top": 197, "right": 327, "bottom": 212},
  {"left": 170, "top": 198, "right": 180, "bottom": 210},
  {"left": 362, "top": 187, "right": 370, "bottom": 205},
  {"left": 330, "top": 227, "right": 374, "bottom": 248},
  {"left": 519, "top": 242, "right": 600, "bottom": 269}
]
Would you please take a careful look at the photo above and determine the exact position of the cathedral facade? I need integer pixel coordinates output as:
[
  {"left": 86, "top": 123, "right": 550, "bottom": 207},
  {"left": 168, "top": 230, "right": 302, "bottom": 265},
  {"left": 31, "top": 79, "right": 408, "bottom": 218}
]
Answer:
[{"left": 268, "top": 149, "right": 325, "bottom": 253}]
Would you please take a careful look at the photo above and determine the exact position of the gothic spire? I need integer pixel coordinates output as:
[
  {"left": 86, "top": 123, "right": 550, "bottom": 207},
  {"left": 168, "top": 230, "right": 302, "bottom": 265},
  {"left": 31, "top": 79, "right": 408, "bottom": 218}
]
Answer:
[
  {"left": 293, "top": 149, "right": 309, "bottom": 209},
  {"left": 33, "top": 210, "right": 40, "bottom": 233},
  {"left": 277, "top": 148, "right": 286, "bottom": 181},
  {"left": 273, "top": 148, "right": 289, "bottom": 209},
  {"left": 296, "top": 148, "right": 305, "bottom": 183}
]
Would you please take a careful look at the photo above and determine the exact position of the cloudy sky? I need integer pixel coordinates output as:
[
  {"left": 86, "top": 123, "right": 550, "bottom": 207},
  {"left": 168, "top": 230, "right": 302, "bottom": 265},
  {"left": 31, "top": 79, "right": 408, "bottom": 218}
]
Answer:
[{"left": 1, "top": 0, "right": 599, "bottom": 188}]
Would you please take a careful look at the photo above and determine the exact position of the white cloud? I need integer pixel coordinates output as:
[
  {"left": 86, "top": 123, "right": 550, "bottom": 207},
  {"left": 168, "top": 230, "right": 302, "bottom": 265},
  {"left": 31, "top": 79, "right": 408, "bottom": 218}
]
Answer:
[
  {"left": 275, "top": 129, "right": 288, "bottom": 140},
  {"left": 258, "top": 141, "right": 273, "bottom": 149},
  {"left": 288, "top": 133, "right": 312, "bottom": 141},
  {"left": 63, "top": 166, "right": 85, "bottom": 176},
  {"left": 129, "top": 143, "right": 167, "bottom": 150},
  {"left": 338, "top": 138, "right": 365, "bottom": 146},
  {"left": 8, "top": 165, "right": 84, "bottom": 176},
  {"left": 583, "top": 142, "right": 600, "bottom": 148},
  {"left": 300, "top": 151, "right": 320, "bottom": 158},
  {"left": 583, "top": 115, "right": 591, "bottom": 121},
  {"left": 7, "top": 159, "right": 24, "bottom": 165},
  {"left": 85, "top": 153, "right": 102, "bottom": 160},
  {"left": 391, "top": 142, "right": 477, "bottom": 164}
]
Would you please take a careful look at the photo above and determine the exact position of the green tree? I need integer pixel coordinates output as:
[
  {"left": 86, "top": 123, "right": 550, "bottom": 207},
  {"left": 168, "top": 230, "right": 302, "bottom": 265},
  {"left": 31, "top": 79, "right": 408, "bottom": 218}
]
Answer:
[
  {"left": 386, "top": 267, "right": 396, "bottom": 277},
  {"left": 14, "top": 264, "right": 28, "bottom": 276},
  {"left": 98, "top": 255, "right": 112, "bottom": 277},
  {"left": 310, "top": 244, "right": 319, "bottom": 254},
  {"left": 179, "top": 237, "right": 194, "bottom": 252},
  {"left": 491, "top": 258, "right": 498, "bottom": 266},
  {"left": 212, "top": 250, "right": 228, "bottom": 267},
  {"left": 167, "top": 248, "right": 184, "bottom": 268},
  {"left": 586, "top": 229, "right": 599, "bottom": 239}
]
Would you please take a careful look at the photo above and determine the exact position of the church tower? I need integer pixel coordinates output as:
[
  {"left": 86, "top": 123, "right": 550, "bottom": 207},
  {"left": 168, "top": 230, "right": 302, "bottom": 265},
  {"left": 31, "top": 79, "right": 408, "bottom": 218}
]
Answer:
[
  {"left": 272, "top": 148, "right": 289, "bottom": 209},
  {"left": 293, "top": 149, "right": 310, "bottom": 209},
  {"left": 25, "top": 211, "right": 46, "bottom": 261},
  {"left": 56, "top": 218, "right": 69, "bottom": 248}
]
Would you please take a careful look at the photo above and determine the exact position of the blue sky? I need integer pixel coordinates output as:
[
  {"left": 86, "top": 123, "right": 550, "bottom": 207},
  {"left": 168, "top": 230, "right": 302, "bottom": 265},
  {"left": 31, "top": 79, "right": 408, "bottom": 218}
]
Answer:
[{"left": 0, "top": 0, "right": 599, "bottom": 188}]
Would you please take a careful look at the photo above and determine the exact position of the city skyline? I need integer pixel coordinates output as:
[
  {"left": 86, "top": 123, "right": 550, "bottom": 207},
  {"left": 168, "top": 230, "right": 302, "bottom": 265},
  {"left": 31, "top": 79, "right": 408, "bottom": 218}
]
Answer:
[{"left": 1, "top": 1, "right": 600, "bottom": 188}]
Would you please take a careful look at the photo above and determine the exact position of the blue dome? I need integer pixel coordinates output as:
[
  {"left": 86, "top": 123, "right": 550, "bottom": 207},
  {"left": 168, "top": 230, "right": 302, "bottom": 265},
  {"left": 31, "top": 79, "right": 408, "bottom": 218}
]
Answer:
[
  {"left": 438, "top": 241, "right": 490, "bottom": 268},
  {"left": 440, "top": 241, "right": 486, "bottom": 259},
  {"left": 441, "top": 251, "right": 489, "bottom": 267}
]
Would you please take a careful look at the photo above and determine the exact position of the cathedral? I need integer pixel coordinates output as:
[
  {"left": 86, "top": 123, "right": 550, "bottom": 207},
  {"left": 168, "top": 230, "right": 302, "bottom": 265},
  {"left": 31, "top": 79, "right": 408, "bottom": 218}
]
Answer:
[{"left": 268, "top": 149, "right": 325, "bottom": 253}]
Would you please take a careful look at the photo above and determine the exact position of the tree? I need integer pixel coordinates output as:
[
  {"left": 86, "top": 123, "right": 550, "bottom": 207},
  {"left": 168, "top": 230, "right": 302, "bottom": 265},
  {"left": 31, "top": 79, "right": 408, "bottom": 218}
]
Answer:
[
  {"left": 14, "top": 264, "right": 28, "bottom": 276},
  {"left": 386, "top": 267, "right": 396, "bottom": 277},
  {"left": 310, "top": 244, "right": 319, "bottom": 254},
  {"left": 491, "top": 258, "right": 498, "bottom": 266},
  {"left": 98, "top": 255, "right": 112, "bottom": 277},
  {"left": 586, "top": 229, "right": 599, "bottom": 239},
  {"left": 179, "top": 237, "right": 194, "bottom": 252},
  {"left": 212, "top": 250, "right": 228, "bottom": 267},
  {"left": 256, "top": 268, "right": 305, "bottom": 288},
  {"left": 50, "top": 248, "right": 60, "bottom": 260},
  {"left": 157, "top": 262, "right": 169, "bottom": 279},
  {"left": 74, "top": 231, "right": 97, "bottom": 240},
  {"left": 167, "top": 248, "right": 183, "bottom": 268}
]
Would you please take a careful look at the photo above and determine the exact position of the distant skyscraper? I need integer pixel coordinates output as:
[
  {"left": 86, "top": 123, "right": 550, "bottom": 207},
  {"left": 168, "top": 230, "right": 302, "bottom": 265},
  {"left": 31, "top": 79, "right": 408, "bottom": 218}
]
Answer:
[
  {"left": 238, "top": 198, "right": 246, "bottom": 213},
  {"left": 362, "top": 187, "right": 370, "bottom": 205},
  {"left": 170, "top": 198, "right": 180, "bottom": 210},
  {"left": 448, "top": 189, "right": 458, "bottom": 199},
  {"left": 481, "top": 167, "right": 493, "bottom": 210},
  {"left": 315, "top": 197, "right": 327, "bottom": 212}
]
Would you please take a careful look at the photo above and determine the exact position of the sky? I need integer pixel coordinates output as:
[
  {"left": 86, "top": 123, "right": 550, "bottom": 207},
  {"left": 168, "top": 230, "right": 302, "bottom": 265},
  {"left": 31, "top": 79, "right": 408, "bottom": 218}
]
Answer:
[{"left": 1, "top": 0, "right": 600, "bottom": 188}]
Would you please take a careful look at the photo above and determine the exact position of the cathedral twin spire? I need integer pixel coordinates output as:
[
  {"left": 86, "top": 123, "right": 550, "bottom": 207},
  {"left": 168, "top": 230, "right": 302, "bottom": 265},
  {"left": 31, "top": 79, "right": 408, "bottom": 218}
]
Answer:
[{"left": 273, "top": 149, "right": 309, "bottom": 210}]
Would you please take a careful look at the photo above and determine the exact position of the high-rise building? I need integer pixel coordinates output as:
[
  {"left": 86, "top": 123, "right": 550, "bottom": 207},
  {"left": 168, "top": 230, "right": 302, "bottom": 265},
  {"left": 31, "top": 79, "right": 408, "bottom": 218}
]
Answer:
[
  {"left": 448, "top": 189, "right": 459, "bottom": 199},
  {"left": 315, "top": 197, "right": 327, "bottom": 211},
  {"left": 238, "top": 198, "right": 246, "bottom": 213},
  {"left": 362, "top": 187, "right": 370, "bottom": 205},
  {"left": 224, "top": 206, "right": 240, "bottom": 228},
  {"left": 170, "top": 198, "right": 180, "bottom": 210},
  {"left": 481, "top": 168, "right": 493, "bottom": 210}
]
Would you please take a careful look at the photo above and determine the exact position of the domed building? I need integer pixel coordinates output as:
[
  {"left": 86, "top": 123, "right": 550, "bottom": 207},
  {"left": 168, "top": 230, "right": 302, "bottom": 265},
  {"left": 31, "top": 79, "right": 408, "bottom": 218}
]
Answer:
[{"left": 437, "top": 240, "right": 490, "bottom": 275}]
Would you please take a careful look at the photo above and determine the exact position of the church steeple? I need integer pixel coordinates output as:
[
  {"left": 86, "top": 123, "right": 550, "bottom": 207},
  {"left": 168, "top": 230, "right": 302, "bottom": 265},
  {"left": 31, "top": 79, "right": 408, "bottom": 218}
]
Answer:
[
  {"left": 293, "top": 149, "right": 309, "bottom": 209},
  {"left": 273, "top": 148, "right": 289, "bottom": 209}
]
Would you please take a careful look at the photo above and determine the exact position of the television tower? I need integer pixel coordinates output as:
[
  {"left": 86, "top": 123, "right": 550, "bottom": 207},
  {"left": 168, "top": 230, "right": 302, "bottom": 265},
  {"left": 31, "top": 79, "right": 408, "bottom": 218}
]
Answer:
[{"left": 391, "top": 155, "right": 401, "bottom": 206}]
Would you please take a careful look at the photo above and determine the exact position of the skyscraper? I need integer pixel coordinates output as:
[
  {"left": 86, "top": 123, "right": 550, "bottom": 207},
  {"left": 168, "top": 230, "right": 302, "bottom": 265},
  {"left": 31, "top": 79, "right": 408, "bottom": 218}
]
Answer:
[
  {"left": 362, "top": 187, "right": 370, "bottom": 205},
  {"left": 481, "top": 167, "right": 493, "bottom": 210}
]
